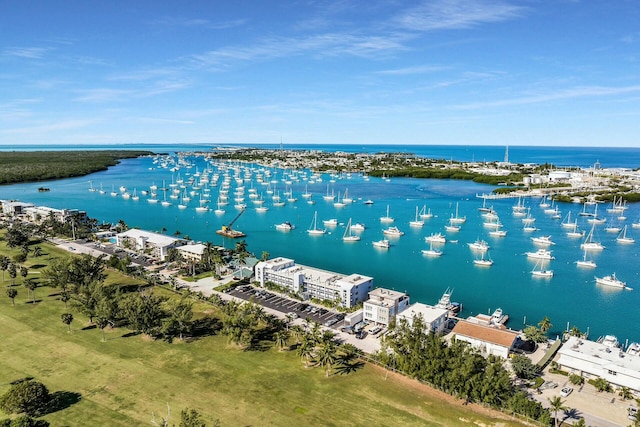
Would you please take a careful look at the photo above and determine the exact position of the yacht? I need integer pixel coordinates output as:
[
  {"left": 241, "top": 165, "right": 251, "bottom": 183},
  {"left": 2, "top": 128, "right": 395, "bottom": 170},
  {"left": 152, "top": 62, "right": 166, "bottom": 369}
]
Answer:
[
  {"left": 307, "top": 212, "right": 326, "bottom": 235},
  {"left": 383, "top": 226, "right": 404, "bottom": 237},
  {"left": 275, "top": 221, "right": 295, "bottom": 231},
  {"left": 531, "top": 235, "right": 555, "bottom": 246},
  {"left": 595, "top": 273, "right": 628, "bottom": 289},
  {"left": 566, "top": 220, "right": 584, "bottom": 238},
  {"left": 256, "top": 206, "right": 269, "bottom": 213},
  {"left": 419, "top": 206, "right": 433, "bottom": 219},
  {"left": 333, "top": 191, "right": 346, "bottom": 208},
  {"left": 322, "top": 218, "right": 338, "bottom": 227},
  {"left": 421, "top": 241, "right": 443, "bottom": 257},
  {"left": 626, "top": 342, "right": 640, "bottom": 356},
  {"left": 467, "top": 239, "right": 490, "bottom": 252},
  {"left": 490, "top": 308, "right": 505, "bottom": 324},
  {"left": 425, "top": 233, "right": 446, "bottom": 244},
  {"left": 525, "top": 249, "right": 555, "bottom": 260},
  {"left": 444, "top": 219, "right": 461, "bottom": 232},
  {"left": 350, "top": 223, "right": 366, "bottom": 232},
  {"left": 372, "top": 239, "right": 390, "bottom": 249},
  {"left": 489, "top": 229, "right": 507, "bottom": 238}
]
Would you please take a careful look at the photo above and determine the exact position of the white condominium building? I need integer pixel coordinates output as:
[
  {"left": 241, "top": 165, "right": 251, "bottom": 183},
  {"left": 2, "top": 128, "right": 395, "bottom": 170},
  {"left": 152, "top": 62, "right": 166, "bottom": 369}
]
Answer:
[
  {"left": 363, "top": 288, "right": 411, "bottom": 326},
  {"left": 254, "top": 257, "right": 373, "bottom": 308}
]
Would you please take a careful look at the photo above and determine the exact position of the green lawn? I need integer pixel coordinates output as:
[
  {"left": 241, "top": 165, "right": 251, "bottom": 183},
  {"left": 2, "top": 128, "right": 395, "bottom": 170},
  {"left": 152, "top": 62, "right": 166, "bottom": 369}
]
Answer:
[{"left": 0, "top": 237, "right": 524, "bottom": 426}]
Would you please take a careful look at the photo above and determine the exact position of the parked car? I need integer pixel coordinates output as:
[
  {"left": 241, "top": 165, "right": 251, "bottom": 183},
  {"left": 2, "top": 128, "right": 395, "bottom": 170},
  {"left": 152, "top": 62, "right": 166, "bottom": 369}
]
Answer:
[
  {"left": 370, "top": 326, "right": 383, "bottom": 335},
  {"left": 324, "top": 318, "right": 339, "bottom": 327},
  {"left": 559, "top": 386, "right": 573, "bottom": 397},
  {"left": 628, "top": 406, "right": 638, "bottom": 421},
  {"left": 287, "top": 312, "right": 299, "bottom": 319},
  {"left": 355, "top": 330, "right": 368, "bottom": 340}
]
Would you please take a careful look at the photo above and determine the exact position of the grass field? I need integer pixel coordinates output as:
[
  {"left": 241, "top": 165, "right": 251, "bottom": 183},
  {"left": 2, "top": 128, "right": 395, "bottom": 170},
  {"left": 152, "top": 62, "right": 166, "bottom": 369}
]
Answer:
[{"left": 0, "top": 237, "right": 524, "bottom": 426}]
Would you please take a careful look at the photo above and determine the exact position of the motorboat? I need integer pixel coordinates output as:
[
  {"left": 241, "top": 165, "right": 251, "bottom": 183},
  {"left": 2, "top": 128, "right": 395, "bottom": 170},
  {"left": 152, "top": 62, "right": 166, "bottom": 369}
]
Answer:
[
  {"left": 531, "top": 235, "right": 555, "bottom": 246},
  {"left": 372, "top": 239, "right": 390, "bottom": 249},
  {"left": 595, "top": 273, "right": 628, "bottom": 289},
  {"left": 425, "top": 233, "right": 446, "bottom": 244},
  {"left": 525, "top": 249, "right": 555, "bottom": 260},
  {"left": 275, "top": 221, "right": 295, "bottom": 231},
  {"left": 468, "top": 239, "right": 490, "bottom": 252},
  {"left": 383, "top": 226, "right": 404, "bottom": 237}
]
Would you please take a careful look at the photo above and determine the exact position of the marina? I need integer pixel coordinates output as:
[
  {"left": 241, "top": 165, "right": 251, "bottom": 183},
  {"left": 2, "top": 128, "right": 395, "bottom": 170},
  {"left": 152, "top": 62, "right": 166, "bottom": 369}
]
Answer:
[{"left": 2, "top": 145, "right": 640, "bottom": 344}]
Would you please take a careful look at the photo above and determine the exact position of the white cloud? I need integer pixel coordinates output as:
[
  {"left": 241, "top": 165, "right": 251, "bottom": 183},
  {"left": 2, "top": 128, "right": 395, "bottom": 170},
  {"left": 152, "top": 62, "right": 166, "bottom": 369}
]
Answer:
[
  {"left": 3, "top": 47, "right": 51, "bottom": 59},
  {"left": 453, "top": 85, "right": 640, "bottom": 109},
  {"left": 395, "top": 0, "right": 525, "bottom": 32},
  {"left": 375, "top": 65, "right": 449, "bottom": 75}
]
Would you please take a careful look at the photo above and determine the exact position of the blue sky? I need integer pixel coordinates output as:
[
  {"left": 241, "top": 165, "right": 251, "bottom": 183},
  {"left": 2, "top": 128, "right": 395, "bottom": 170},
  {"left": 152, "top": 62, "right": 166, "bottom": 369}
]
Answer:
[{"left": 1, "top": 0, "right": 639, "bottom": 147}]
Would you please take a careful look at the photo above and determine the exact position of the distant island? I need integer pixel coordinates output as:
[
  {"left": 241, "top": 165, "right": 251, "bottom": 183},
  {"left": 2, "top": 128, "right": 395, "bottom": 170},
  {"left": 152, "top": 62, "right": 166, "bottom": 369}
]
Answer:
[{"left": 0, "top": 150, "right": 153, "bottom": 185}]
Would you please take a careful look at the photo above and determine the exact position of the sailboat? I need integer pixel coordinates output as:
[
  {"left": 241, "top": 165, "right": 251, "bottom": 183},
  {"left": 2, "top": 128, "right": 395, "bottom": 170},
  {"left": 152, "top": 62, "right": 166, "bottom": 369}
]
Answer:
[
  {"left": 342, "top": 188, "right": 353, "bottom": 204},
  {"left": 449, "top": 202, "right": 466, "bottom": 224},
  {"left": 409, "top": 206, "right": 424, "bottom": 227},
  {"left": 302, "top": 184, "right": 312, "bottom": 199},
  {"left": 342, "top": 218, "right": 360, "bottom": 242},
  {"left": 380, "top": 205, "right": 394, "bottom": 223},
  {"left": 444, "top": 217, "right": 461, "bottom": 232},
  {"left": 307, "top": 211, "right": 326, "bottom": 235},
  {"left": 131, "top": 189, "right": 139, "bottom": 201},
  {"left": 616, "top": 225, "right": 635, "bottom": 244},
  {"left": 88, "top": 180, "right": 97, "bottom": 192},
  {"left": 322, "top": 184, "right": 335, "bottom": 201},
  {"left": 561, "top": 212, "right": 574, "bottom": 228},
  {"left": 575, "top": 250, "right": 597, "bottom": 268},
  {"left": 418, "top": 204, "right": 433, "bottom": 219},
  {"left": 581, "top": 224, "right": 605, "bottom": 251},
  {"left": 333, "top": 191, "right": 346, "bottom": 208},
  {"left": 478, "top": 197, "right": 492, "bottom": 213},
  {"left": 532, "top": 259, "right": 553, "bottom": 278},
  {"left": 539, "top": 195, "right": 550, "bottom": 209},
  {"left": 512, "top": 196, "right": 526, "bottom": 215},
  {"left": 473, "top": 250, "right": 493, "bottom": 266},
  {"left": 421, "top": 240, "right": 442, "bottom": 257},
  {"left": 566, "top": 220, "right": 584, "bottom": 238}
]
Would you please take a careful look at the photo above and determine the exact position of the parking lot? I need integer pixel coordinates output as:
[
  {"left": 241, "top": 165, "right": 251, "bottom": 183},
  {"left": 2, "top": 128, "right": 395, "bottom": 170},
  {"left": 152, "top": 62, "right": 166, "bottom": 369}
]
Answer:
[{"left": 228, "top": 286, "right": 346, "bottom": 328}]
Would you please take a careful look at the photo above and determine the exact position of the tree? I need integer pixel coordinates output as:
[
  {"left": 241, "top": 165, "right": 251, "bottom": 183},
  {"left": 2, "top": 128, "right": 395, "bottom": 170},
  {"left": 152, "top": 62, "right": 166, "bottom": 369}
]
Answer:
[
  {"left": 8, "top": 263, "right": 17, "bottom": 286},
  {"left": 618, "top": 386, "right": 633, "bottom": 400},
  {"left": 0, "top": 255, "right": 10, "bottom": 283},
  {"left": 61, "top": 313, "right": 74, "bottom": 332},
  {"left": 568, "top": 325, "right": 582, "bottom": 337},
  {"left": 24, "top": 279, "right": 37, "bottom": 303},
  {"left": 234, "top": 240, "right": 247, "bottom": 255},
  {"left": 523, "top": 326, "right": 547, "bottom": 343},
  {"left": 179, "top": 408, "right": 207, "bottom": 427},
  {"left": 593, "top": 377, "right": 611, "bottom": 392},
  {"left": 568, "top": 374, "right": 584, "bottom": 385},
  {"left": 274, "top": 330, "right": 289, "bottom": 351},
  {"left": 547, "top": 396, "right": 567, "bottom": 427},
  {"left": 538, "top": 316, "right": 552, "bottom": 334},
  {"left": 1, "top": 415, "right": 50, "bottom": 426},
  {"left": 510, "top": 354, "right": 539, "bottom": 380},
  {"left": 5, "top": 226, "right": 30, "bottom": 248},
  {"left": 572, "top": 418, "right": 586, "bottom": 427},
  {"left": 20, "top": 266, "right": 28, "bottom": 283},
  {"left": 261, "top": 251, "right": 269, "bottom": 261},
  {"left": 314, "top": 341, "right": 338, "bottom": 377},
  {"left": 121, "top": 291, "right": 167, "bottom": 337},
  {"left": 0, "top": 380, "right": 51, "bottom": 416},
  {"left": 296, "top": 337, "right": 314, "bottom": 368},
  {"left": 6, "top": 288, "right": 18, "bottom": 306},
  {"left": 32, "top": 246, "right": 43, "bottom": 258},
  {"left": 163, "top": 297, "right": 194, "bottom": 340},
  {"left": 59, "top": 290, "right": 70, "bottom": 308}
]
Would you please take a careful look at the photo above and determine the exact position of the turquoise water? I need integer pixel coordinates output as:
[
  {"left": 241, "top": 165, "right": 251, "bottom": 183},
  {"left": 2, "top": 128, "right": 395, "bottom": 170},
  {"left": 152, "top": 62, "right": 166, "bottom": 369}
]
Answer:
[{"left": 1, "top": 149, "right": 640, "bottom": 344}]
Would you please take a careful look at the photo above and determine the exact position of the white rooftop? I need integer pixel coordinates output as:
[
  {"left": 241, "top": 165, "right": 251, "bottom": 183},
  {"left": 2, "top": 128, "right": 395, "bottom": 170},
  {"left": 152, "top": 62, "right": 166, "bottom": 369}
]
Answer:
[
  {"left": 559, "top": 336, "right": 640, "bottom": 379},
  {"left": 398, "top": 302, "right": 449, "bottom": 324},
  {"left": 176, "top": 243, "right": 206, "bottom": 256},
  {"left": 118, "top": 229, "right": 182, "bottom": 247}
]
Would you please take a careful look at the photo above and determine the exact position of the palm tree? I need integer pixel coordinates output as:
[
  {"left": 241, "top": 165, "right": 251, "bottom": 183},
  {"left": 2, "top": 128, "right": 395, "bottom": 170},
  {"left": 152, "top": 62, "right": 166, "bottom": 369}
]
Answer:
[
  {"left": 547, "top": 396, "right": 567, "bottom": 427},
  {"left": 61, "top": 313, "right": 74, "bottom": 332},
  {"left": 538, "top": 316, "right": 552, "bottom": 334},
  {"left": 32, "top": 246, "right": 43, "bottom": 257},
  {"left": 24, "top": 278, "right": 37, "bottom": 303},
  {"left": 569, "top": 325, "right": 582, "bottom": 337},
  {"left": 0, "top": 255, "right": 10, "bottom": 283},
  {"left": 6, "top": 288, "right": 17, "bottom": 306},
  {"left": 274, "top": 330, "right": 289, "bottom": 351},
  {"left": 261, "top": 251, "right": 269, "bottom": 261},
  {"left": 618, "top": 386, "right": 633, "bottom": 400},
  {"left": 314, "top": 341, "right": 338, "bottom": 377},
  {"left": 296, "top": 337, "right": 314, "bottom": 368},
  {"left": 290, "top": 325, "right": 304, "bottom": 344},
  {"left": 20, "top": 266, "right": 28, "bottom": 283},
  {"left": 234, "top": 240, "right": 248, "bottom": 255}
]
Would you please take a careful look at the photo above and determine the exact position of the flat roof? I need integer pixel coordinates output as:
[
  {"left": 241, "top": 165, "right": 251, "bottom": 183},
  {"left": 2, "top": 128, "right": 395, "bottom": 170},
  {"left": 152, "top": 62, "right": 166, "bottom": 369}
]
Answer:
[
  {"left": 368, "top": 287, "right": 406, "bottom": 301},
  {"left": 452, "top": 320, "right": 519, "bottom": 348},
  {"left": 398, "top": 303, "right": 448, "bottom": 324},
  {"left": 558, "top": 336, "right": 640, "bottom": 377},
  {"left": 118, "top": 229, "right": 182, "bottom": 247},
  {"left": 176, "top": 243, "right": 206, "bottom": 256}
]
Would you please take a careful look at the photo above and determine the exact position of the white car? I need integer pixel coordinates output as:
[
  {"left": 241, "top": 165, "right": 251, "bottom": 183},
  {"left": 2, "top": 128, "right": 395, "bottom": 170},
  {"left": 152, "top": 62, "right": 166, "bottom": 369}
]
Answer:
[{"left": 559, "top": 386, "right": 573, "bottom": 397}]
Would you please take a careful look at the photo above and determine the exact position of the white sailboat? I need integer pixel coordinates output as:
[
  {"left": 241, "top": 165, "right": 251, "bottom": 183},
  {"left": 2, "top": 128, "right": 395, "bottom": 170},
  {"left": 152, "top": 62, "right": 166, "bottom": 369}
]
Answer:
[
  {"left": 575, "top": 250, "right": 597, "bottom": 268},
  {"left": 581, "top": 224, "right": 605, "bottom": 251},
  {"left": 380, "top": 205, "right": 394, "bottom": 223},
  {"left": 342, "top": 218, "right": 360, "bottom": 242},
  {"left": 333, "top": 191, "right": 346, "bottom": 208},
  {"left": 418, "top": 204, "right": 433, "bottom": 219},
  {"left": 131, "top": 189, "right": 139, "bottom": 201},
  {"left": 322, "top": 184, "right": 335, "bottom": 201},
  {"left": 616, "top": 225, "right": 634, "bottom": 244},
  {"left": 449, "top": 202, "right": 466, "bottom": 224},
  {"left": 444, "top": 217, "right": 461, "bottom": 232},
  {"left": 307, "top": 211, "right": 326, "bottom": 235},
  {"left": 409, "top": 206, "right": 424, "bottom": 227},
  {"left": 342, "top": 188, "right": 353, "bottom": 204},
  {"left": 532, "top": 259, "right": 553, "bottom": 277},
  {"left": 473, "top": 250, "right": 493, "bottom": 266},
  {"left": 301, "top": 184, "right": 312, "bottom": 199},
  {"left": 421, "top": 240, "right": 442, "bottom": 257},
  {"left": 566, "top": 220, "right": 584, "bottom": 238}
]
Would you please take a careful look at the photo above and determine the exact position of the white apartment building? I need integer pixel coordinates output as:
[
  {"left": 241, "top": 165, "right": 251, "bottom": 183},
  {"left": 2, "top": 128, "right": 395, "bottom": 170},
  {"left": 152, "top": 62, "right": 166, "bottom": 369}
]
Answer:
[
  {"left": 254, "top": 257, "right": 373, "bottom": 308},
  {"left": 363, "top": 288, "right": 410, "bottom": 326},
  {"left": 396, "top": 302, "right": 449, "bottom": 334},
  {"left": 116, "top": 229, "right": 185, "bottom": 261},
  {"left": 557, "top": 336, "right": 640, "bottom": 393}
]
